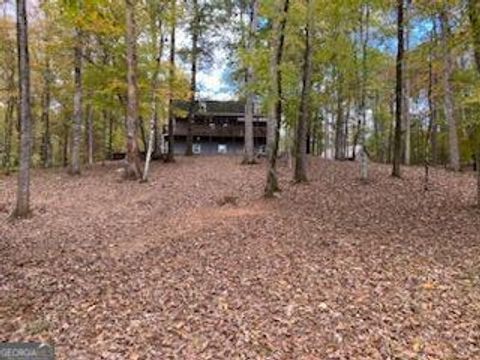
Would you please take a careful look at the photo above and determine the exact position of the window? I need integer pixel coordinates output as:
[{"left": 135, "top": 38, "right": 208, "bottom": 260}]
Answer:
[{"left": 218, "top": 144, "right": 227, "bottom": 154}]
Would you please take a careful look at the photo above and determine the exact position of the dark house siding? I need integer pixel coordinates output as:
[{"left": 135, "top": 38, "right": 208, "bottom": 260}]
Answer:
[{"left": 168, "top": 100, "right": 267, "bottom": 155}]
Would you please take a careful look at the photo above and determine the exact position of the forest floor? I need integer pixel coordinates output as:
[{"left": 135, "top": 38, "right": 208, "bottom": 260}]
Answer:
[{"left": 1, "top": 156, "right": 479, "bottom": 359}]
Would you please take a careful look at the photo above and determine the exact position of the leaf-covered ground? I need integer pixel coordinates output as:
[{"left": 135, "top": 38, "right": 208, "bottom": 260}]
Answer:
[{"left": 1, "top": 156, "right": 479, "bottom": 359}]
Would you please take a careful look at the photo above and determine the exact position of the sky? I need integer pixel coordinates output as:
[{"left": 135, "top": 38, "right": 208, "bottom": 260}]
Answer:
[
  {"left": 195, "top": 53, "right": 235, "bottom": 101},
  {"left": 3, "top": 1, "right": 440, "bottom": 103},
  {"left": 1, "top": 0, "right": 236, "bottom": 101},
  {"left": 175, "top": 19, "right": 237, "bottom": 101}
]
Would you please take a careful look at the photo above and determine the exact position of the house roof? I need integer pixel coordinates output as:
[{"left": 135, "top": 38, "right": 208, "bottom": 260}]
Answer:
[{"left": 173, "top": 100, "right": 261, "bottom": 116}]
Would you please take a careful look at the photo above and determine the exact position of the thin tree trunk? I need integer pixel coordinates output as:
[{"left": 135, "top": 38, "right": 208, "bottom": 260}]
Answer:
[
  {"left": 138, "top": 118, "right": 147, "bottom": 152},
  {"left": 63, "top": 123, "right": 69, "bottom": 167},
  {"left": 352, "top": 108, "right": 360, "bottom": 159},
  {"left": 86, "top": 104, "right": 94, "bottom": 165},
  {"left": 143, "top": 17, "right": 164, "bottom": 181},
  {"left": 426, "top": 23, "right": 437, "bottom": 179},
  {"left": 373, "top": 91, "right": 381, "bottom": 162},
  {"left": 124, "top": 0, "right": 142, "bottom": 179},
  {"left": 166, "top": 0, "right": 177, "bottom": 163},
  {"left": 439, "top": 8, "right": 460, "bottom": 172},
  {"left": 152, "top": 38, "right": 165, "bottom": 158},
  {"left": 265, "top": 0, "right": 289, "bottom": 197},
  {"left": 3, "top": 96, "right": 15, "bottom": 174},
  {"left": 387, "top": 97, "right": 393, "bottom": 163},
  {"left": 242, "top": 0, "right": 258, "bottom": 165},
  {"left": 108, "top": 112, "right": 114, "bottom": 159},
  {"left": 359, "top": 4, "right": 370, "bottom": 181},
  {"left": 334, "top": 74, "right": 344, "bottom": 160},
  {"left": 344, "top": 97, "right": 351, "bottom": 158},
  {"left": 41, "top": 59, "right": 52, "bottom": 168},
  {"left": 324, "top": 108, "right": 330, "bottom": 158},
  {"left": 186, "top": 0, "right": 199, "bottom": 156},
  {"left": 476, "top": 148, "right": 480, "bottom": 207},
  {"left": 425, "top": 45, "right": 436, "bottom": 190},
  {"left": 428, "top": 18, "right": 438, "bottom": 166},
  {"left": 468, "top": 0, "right": 480, "bottom": 206},
  {"left": 13, "top": 0, "right": 32, "bottom": 218},
  {"left": 294, "top": 0, "right": 313, "bottom": 183},
  {"left": 152, "top": 26, "right": 166, "bottom": 159},
  {"left": 351, "top": 25, "right": 361, "bottom": 161},
  {"left": 102, "top": 110, "right": 109, "bottom": 160},
  {"left": 469, "top": 0, "right": 480, "bottom": 73},
  {"left": 69, "top": 29, "right": 82, "bottom": 175},
  {"left": 404, "top": 1, "right": 411, "bottom": 165},
  {"left": 392, "top": 0, "right": 404, "bottom": 177}
]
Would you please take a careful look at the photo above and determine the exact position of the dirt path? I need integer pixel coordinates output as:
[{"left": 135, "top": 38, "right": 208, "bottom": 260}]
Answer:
[{"left": 1, "top": 157, "right": 479, "bottom": 359}]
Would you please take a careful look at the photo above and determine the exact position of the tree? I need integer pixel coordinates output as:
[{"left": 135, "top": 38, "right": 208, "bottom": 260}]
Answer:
[
  {"left": 124, "top": 0, "right": 143, "bottom": 179},
  {"left": 166, "top": 0, "right": 177, "bottom": 163},
  {"left": 439, "top": 5, "right": 460, "bottom": 172},
  {"left": 468, "top": 0, "right": 480, "bottom": 206},
  {"left": 468, "top": 0, "right": 480, "bottom": 73},
  {"left": 85, "top": 102, "right": 94, "bottom": 166},
  {"left": 392, "top": 0, "right": 404, "bottom": 178},
  {"left": 12, "top": 0, "right": 32, "bottom": 218},
  {"left": 0, "top": 18, "right": 16, "bottom": 174},
  {"left": 334, "top": 71, "right": 345, "bottom": 161},
  {"left": 294, "top": 0, "right": 313, "bottom": 183},
  {"left": 359, "top": 3, "right": 370, "bottom": 181},
  {"left": 69, "top": 28, "right": 83, "bottom": 175},
  {"left": 264, "top": 0, "right": 290, "bottom": 197},
  {"left": 403, "top": 0, "right": 411, "bottom": 166},
  {"left": 41, "top": 57, "right": 52, "bottom": 168},
  {"left": 242, "top": 0, "right": 258, "bottom": 165},
  {"left": 185, "top": 0, "right": 199, "bottom": 156},
  {"left": 143, "top": 1, "right": 166, "bottom": 182}
]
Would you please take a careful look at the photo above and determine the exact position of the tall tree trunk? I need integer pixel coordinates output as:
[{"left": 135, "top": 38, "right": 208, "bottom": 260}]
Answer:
[
  {"left": 387, "top": 95, "right": 394, "bottom": 164},
  {"left": 351, "top": 24, "right": 361, "bottom": 161},
  {"left": 439, "top": 8, "right": 460, "bottom": 172},
  {"left": 152, "top": 23, "right": 166, "bottom": 159},
  {"left": 404, "top": 0, "right": 411, "bottom": 165},
  {"left": 124, "top": 0, "right": 142, "bottom": 179},
  {"left": 138, "top": 118, "right": 147, "bottom": 152},
  {"left": 468, "top": 0, "right": 480, "bottom": 206},
  {"left": 86, "top": 104, "right": 94, "bottom": 165},
  {"left": 294, "top": 0, "right": 313, "bottom": 183},
  {"left": 13, "top": 0, "right": 32, "bottom": 218},
  {"left": 469, "top": 0, "right": 480, "bottom": 73},
  {"left": 143, "top": 17, "right": 164, "bottom": 181},
  {"left": 41, "top": 58, "right": 52, "bottom": 168},
  {"left": 324, "top": 108, "right": 331, "bottom": 158},
  {"left": 3, "top": 96, "right": 15, "bottom": 174},
  {"left": 102, "top": 110, "right": 110, "bottom": 160},
  {"left": 359, "top": 4, "right": 370, "bottom": 181},
  {"left": 427, "top": 24, "right": 437, "bottom": 166},
  {"left": 373, "top": 91, "right": 381, "bottom": 162},
  {"left": 476, "top": 148, "right": 480, "bottom": 207},
  {"left": 425, "top": 40, "right": 436, "bottom": 190},
  {"left": 69, "top": 29, "right": 82, "bottom": 175},
  {"left": 107, "top": 112, "right": 114, "bottom": 159},
  {"left": 392, "top": 0, "right": 404, "bottom": 177},
  {"left": 166, "top": 0, "right": 177, "bottom": 163},
  {"left": 186, "top": 0, "right": 199, "bottom": 156},
  {"left": 344, "top": 97, "right": 351, "bottom": 158},
  {"left": 242, "top": 0, "right": 258, "bottom": 165},
  {"left": 334, "top": 74, "right": 344, "bottom": 160},
  {"left": 63, "top": 123, "right": 69, "bottom": 167},
  {"left": 265, "top": 0, "right": 290, "bottom": 197}
]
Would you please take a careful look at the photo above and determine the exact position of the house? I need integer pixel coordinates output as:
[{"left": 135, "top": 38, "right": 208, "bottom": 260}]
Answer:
[{"left": 168, "top": 100, "right": 267, "bottom": 155}]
